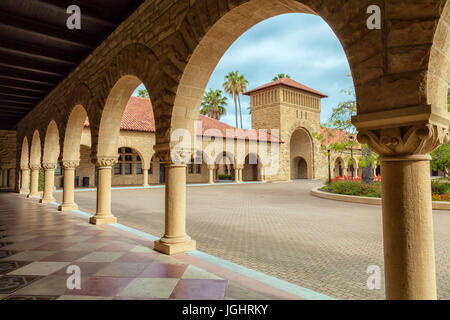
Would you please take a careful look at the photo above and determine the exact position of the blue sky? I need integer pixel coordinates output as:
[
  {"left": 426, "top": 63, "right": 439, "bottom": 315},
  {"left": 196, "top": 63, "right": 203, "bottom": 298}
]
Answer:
[{"left": 134, "top": 13, "right": 354, "bottom": 129}]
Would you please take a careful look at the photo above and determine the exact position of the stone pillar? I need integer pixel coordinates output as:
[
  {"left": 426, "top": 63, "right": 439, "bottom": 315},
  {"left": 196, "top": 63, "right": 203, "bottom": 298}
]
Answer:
[
  {"left": 153, "top": 144, "right": 196, "bottom": 255},
  {"left": 27, "top": 165, "right": 40, "bottom": 198},
  {"left": 58, "top": 160, "right": 79, "bottom": 211},
  {"left": 259, "top": 166, "right": 265, "bottom": 182},
  {"left": 20, "top": 166, "right": 30, "bottom": 194},
  {"left": 40, "top": 163, "right": 57, "bottom": 203},
  {"left": 381, "top": 155, "right": 436, "bottom": 299},
  {"left": 143, "top": 167, "right": 150, "bottom": 187},
  {"left": 90, "top": 157, "right": 117, "bottom": 225},
  {"left": 234, "top": 167, "right": 239, "bottom": 183},
  {"left": 357, "top": 124, "right": 448, "bottom": 300},
  {"left": 208, "top": 165, "right": 215, "bottom": 184},
  {"left": 1, "top": 169, "right": 6, "bottom": 188}
]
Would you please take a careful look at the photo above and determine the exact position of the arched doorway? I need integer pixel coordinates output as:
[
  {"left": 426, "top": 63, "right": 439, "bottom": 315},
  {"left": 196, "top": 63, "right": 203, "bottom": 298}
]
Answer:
[
  {"left": 334, "top": 157, "right": 344, "bottom": 178},
  {"left": 243, "top": 153, "right": 259, "bottom": 181},
  {"left": 289, "top": 128, "right": 313, "bottom": 180},
  {"left": 292, "top": 157, "right": 308, "bottom": 179}
]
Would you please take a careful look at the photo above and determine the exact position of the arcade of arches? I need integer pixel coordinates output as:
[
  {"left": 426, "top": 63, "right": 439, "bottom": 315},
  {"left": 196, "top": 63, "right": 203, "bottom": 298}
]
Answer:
[{"left": 0, "top": 0, "right": 449, "bottom": 300}]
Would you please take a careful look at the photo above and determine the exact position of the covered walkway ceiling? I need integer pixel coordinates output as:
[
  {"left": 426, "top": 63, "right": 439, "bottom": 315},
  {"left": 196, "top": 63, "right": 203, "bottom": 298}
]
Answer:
[{"left": 0, "top": 0, "right": 145, "bottom": 130}]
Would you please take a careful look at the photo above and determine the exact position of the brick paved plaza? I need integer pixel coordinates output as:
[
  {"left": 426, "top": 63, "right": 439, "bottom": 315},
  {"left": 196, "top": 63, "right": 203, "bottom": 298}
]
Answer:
[{"left": 55, "top": 181, "right": 450, "bottom": 300}]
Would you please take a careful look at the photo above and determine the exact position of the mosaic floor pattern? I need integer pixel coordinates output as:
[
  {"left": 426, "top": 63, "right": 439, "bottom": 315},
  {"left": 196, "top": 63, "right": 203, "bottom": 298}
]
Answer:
[{"left": 0, "top": 193, "right": 300, "bottom": 300}]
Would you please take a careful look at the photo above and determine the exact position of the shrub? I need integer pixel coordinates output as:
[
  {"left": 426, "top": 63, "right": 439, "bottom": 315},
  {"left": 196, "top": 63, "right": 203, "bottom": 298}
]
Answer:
[
  {"left": 218, "top": 174, "right": 232, "bottom": 180},
  {"left": 431, "top": 180, "right": 450, "bottom": 195},
  {"left": 322, "top": 180, "right": 381, "bottom": 198}
]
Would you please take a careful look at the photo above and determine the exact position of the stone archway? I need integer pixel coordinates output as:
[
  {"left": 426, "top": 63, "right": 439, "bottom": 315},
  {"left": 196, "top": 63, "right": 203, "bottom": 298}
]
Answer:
[
  {"left": 292, "top": 157, "right": 308, "bottom": 179},
  {"left": 289, "top": 127, "right": 314, "bottom": 180},
  {"left": 334, "top": 157, "right": 345, "bottom": 178},
  {"left": 243, "top": 153, "right": 260, "bottom": 182},
  {"left": 215, "top": 152, "right": 235, "bottom": 181},
  {"left": 19, "top": 136, "right": 30, "bottom": 194}
]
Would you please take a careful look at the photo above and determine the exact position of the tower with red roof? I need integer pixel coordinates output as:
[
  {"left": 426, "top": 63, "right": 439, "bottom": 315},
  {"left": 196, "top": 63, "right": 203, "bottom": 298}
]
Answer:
[{"left": 243, "top": 78, "right": 328, "bottom": 180}]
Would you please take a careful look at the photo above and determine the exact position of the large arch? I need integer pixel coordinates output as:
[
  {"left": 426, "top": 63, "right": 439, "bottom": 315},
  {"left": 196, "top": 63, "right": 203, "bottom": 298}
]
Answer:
[
  {"left": 289, "top": 127, "right": 314, "bottom": 180},
  {"left": 29, "top": 130, "right": 41, "bottom": 167},
  {"left": 170, "top": 1, "right": 317, "bottom": 142},
  {"left": 20, "top": 136, "right": 29, "bottom": 169},
  {"left": 62, "top": 105, "right": 88, "bottom": 162},
  {"left": 97, "top": 75, "right": 142, "bottom": 158},
  {"left": 43, "top": 120, "right": 60, "bottom": 165}
]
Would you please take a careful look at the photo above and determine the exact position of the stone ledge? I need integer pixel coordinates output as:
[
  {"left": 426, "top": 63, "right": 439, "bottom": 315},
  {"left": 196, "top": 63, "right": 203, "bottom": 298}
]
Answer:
[{"left": 311, "top": 187, "right": 450, "bottom": 211}]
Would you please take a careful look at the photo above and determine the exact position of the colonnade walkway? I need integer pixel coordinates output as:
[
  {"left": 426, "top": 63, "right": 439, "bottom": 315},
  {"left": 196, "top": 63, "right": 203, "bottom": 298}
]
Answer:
[{"left": 0, "top": 192, "right": 326, "bottom": 300}]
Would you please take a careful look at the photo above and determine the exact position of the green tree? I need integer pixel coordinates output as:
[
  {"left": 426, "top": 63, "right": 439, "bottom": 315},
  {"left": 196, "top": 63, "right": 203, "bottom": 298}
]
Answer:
[
  {"left": 200, "top": 89, "right": 228, "bottom": 120},
  {"left": 431, "top": 144, "right": 450, "bottom": 177},
  {"left": 137, "top": 88, "right": 149, "bottom": 98},
  {"left": 273, "top": 74, "right": 291, "bottom": 81},
  {"left": 223, "top": 71, "right": 248, "bottom": 128},
  {"left": 314, "top": 86, "right": 378, "bottom": 183}
]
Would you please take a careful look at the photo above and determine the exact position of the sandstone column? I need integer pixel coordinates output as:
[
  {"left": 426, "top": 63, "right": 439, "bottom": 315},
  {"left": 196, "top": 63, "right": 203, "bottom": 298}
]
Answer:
[
  {"left": 27, "top": 165, "right": 40, "bottom": 198},
  {"left": 20, "top": 166, "right": 30, "bottom": 194},
  {"left": 234, "top": 167, "right": 239, "bottom": 183},
  {"left": 143, "top": 166, "right": 150, "bottom": 187},
  {"left": 153, "top": 144, "right": 196, "bottom": 255},
  {"left": 1, "top": 169, "right": 6, "bottom": 188},
  {"left": 357, "top": 124, "right": 447, "bottom": 300},
  {"left": 58, "top": 160, "right": 79, "bottom": 211},
  {"left": 40, "top": 163, "right": 57, "bottom": 203},
  {"left": 90, "top": 157, "right": 117, "bottom": 225},
  {"left": 208, "top": 165, "right": 215, "bottom": 184}
]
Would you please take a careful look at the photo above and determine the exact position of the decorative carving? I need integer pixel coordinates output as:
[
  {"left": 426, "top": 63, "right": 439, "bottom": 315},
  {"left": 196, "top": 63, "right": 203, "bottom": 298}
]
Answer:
[
  {"left": 61, "top": 160, "right": 79, "bottom": 169},
  {"left": 42, "top": 163, "right": 57, "bottom": 170},
  {"left": 357, "top": 123, "right": 449, "bottom": 157},
  {"left": 20, "top": 166, "right": 29, "bottom": 171},
  {"left": 30, "top": 164, "right": 41, "bottom": 170},
  {"left": 154, "top": 144, "right": 192, "bottom": 164},
  {"left": 96, "top": 157, "right": 118, "bottom": 168}
]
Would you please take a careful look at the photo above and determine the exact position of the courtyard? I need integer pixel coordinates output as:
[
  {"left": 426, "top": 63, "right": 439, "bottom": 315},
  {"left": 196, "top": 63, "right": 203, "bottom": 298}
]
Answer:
[{"left": 54, "top": 181, "right": 450, "bottom": 300}]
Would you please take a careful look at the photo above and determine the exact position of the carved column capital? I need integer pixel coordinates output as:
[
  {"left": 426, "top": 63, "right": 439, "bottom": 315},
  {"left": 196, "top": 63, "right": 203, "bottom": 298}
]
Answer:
[
  {"left": 42, "top": 163, "right": 57, "bottom": 170},
  {"left": 357, "top": 123, "right": 449, "bottom": 159},
  {"left": 61, "top": 160, "right": 79, "bottom": 169},
  {"left": 20, "top": 165, "right": 29, "bottom": 171},
  {"left": 207, "top": 165, "right": 216, "bottom": 171},
  {"left": 154, "top": 144, "right": 192, "bottom": 165},
  {"left": 30, "top": 164, "right": 41, "bottom": 170},
  {"left": 93, "top": 156, "right": 118, "bottom": 168}
]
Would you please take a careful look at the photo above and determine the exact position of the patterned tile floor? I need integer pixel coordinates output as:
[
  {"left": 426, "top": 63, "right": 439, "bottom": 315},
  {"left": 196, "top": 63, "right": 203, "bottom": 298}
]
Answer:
[{"left": 0, "top": 193, "right": 301, "bottom": 300}]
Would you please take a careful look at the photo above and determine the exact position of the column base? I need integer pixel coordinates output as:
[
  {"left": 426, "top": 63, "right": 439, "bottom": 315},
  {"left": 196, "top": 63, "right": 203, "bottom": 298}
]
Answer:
[
  {"left": 19, "top": 189, "right": 29, "bottom": 195},
  {"left": 40, "top": 198, "right": 56, "bottom": 204},
  {"left": 27, "top": 193, "right": 41, "bottom": 199},
  {"left": 89, "top": 215, "right": 117, "bottom": 225},
  {"left": 143, "top": 184, "right": 150, "bottom": 188},
  {"left": 58, "top": 203, "right": 79, "bottom": 211},
  {"left": 154, "top": 239, "right": 196, "bottom": 255}
]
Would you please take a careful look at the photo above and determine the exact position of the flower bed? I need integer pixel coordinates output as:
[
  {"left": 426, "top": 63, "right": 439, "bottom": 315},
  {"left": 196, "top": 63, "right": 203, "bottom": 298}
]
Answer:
[
  {"left": 323, "top": 180, "right": 381, "bottom": 198},
  {"left": 323, "top": 179, "right": 450, "bottom": 202}
]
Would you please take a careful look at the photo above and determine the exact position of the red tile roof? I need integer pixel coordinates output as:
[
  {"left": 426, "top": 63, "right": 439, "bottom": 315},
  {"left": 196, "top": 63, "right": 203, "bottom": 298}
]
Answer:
[
  {"left": 243, "top": 77, "right": 328, "bottom": 98},
  {"left": 320, "top": 127, "right": 361, "bottom": 149},
  {"left": 85, "top": 96, "right": 280, "bottom": 142}
]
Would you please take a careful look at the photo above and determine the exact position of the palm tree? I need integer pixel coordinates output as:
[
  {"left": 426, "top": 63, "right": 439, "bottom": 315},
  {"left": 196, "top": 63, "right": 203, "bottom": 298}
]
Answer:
[
  {"left": 223, "top": 71, "right": 248, "bottom": 128},
  {"left": 272, "top": 73, "right": 291, "bottom": 81},
  {"left": 200, "top": 89, "right": 228, "bottom": 120},
  {"left": 137, "top": 88, "right": 149, "bottom": 98}
]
